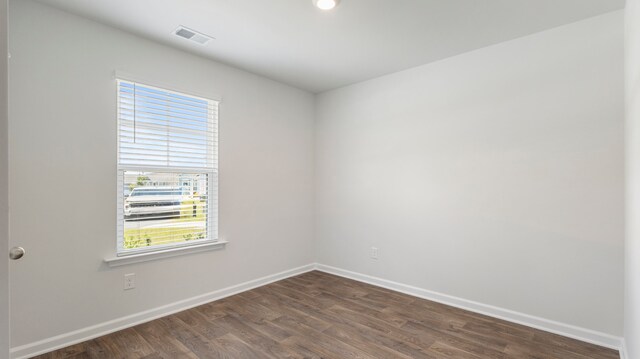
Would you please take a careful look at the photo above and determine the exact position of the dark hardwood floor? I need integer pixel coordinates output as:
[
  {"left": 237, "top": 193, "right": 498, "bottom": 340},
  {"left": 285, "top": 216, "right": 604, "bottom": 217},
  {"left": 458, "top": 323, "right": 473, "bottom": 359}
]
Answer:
[{"left": 34, "top": 271, "right": 620, "bottom": 359}]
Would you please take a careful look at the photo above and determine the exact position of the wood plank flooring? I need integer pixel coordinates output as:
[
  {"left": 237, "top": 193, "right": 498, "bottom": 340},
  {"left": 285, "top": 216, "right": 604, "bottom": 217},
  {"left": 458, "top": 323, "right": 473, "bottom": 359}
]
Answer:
[{"left": 34, "top": 271, "right": 620, "bottom": 359}]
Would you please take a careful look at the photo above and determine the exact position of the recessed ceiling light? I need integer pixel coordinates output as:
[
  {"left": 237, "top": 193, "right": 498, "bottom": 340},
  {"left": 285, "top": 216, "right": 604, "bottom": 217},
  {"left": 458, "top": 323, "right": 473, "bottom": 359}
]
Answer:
[{"left": 313, "top": 0, "right": 340, "bottom": 10}]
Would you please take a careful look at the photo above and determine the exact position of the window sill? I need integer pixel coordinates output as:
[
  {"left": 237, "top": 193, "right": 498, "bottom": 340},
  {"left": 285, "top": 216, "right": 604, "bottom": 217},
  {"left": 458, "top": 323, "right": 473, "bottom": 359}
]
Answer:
[{"left": 104, "top": 241, "right": 228, "bottom": 267}]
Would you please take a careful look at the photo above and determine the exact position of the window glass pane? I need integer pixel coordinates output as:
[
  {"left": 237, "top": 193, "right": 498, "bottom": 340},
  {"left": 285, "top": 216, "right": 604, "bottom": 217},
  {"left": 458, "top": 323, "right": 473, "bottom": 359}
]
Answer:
[{"left": 122, "top": 171, "right": 209, "bottom": 251}]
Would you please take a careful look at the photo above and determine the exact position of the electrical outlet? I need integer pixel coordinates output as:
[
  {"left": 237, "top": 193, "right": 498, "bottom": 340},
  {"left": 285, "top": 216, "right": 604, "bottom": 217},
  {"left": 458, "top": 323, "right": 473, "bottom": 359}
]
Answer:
[
  {"left": 124, "top": 273, "right": 136, "bottom": 290},
  {"left": 371, "top": 247, "right": 379, "bottom": 260}
]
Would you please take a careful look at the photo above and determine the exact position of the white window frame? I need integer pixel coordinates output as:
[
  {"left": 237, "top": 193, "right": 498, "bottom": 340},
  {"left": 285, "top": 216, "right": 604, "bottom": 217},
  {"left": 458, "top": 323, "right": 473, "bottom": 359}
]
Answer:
[{"left": 114, "top": 77, "right": 220, "bottom": 258}]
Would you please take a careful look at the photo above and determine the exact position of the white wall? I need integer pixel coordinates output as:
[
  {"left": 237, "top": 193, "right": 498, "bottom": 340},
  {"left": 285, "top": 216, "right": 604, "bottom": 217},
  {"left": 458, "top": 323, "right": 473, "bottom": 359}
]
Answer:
[
  {"left": 7, "top": 0, "right": 628, "bottom": 352},
  {"left": 626, "top": 0, "right": 640, "bottom": 356},
  {"left": 0, "top": 0, "right": 10, "bottom": 357},
  {"left": 8, "top": 0, "right": 315, "bottom": 348},
  {"left": 316, "top": 11, "right": 625, "bottom": 336}
]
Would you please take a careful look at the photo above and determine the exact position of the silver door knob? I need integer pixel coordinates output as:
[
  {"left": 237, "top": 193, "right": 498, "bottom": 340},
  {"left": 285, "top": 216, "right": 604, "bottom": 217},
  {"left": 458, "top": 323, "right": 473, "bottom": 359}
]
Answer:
[{"left": 9, "top": 247, "right": 25, "bottom": 260}]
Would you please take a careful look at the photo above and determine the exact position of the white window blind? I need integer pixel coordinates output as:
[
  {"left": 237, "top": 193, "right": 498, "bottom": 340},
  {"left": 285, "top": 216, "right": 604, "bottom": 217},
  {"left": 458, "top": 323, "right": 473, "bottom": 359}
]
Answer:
[{"left": 116, "top": 79, "right": 218, "bottom": 255}]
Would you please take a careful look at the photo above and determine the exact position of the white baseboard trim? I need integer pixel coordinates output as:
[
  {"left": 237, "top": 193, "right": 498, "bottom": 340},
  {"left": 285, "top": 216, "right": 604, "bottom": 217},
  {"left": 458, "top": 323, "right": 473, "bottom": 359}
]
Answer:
[
  {"left": 619, "top": 339, "right": 628, "bottom": 359},
  {"left": 11, "top": 263, "right": 626, "bottom": 359},
  {"left": 10, "top": 263, "right": 316, "bottom": 359},
  {"left": 315, "top": 264, "right": 625, "bottom": 354}
]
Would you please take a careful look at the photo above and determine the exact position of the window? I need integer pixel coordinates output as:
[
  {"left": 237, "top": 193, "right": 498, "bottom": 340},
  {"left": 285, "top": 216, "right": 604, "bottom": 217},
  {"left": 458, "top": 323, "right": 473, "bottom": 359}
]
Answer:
[{"left": 116, "top": 79, "right": 218, "bottom": 256}]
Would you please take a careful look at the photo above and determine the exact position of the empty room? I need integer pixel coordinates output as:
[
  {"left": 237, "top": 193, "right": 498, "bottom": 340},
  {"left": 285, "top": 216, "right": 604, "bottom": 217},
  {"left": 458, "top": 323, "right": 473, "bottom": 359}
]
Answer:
[{"left": 1, "top": 0, "right": 640, "bottom": 358}]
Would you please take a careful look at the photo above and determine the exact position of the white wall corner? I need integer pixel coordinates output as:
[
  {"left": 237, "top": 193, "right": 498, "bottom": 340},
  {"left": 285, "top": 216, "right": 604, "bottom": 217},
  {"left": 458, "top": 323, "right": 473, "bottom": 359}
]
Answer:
[
  {"left": 314, "top": 264, "right": 625, "bottom": 353},
  {"left": 619, "top": 339, "right": 628, "bottom": 359}
]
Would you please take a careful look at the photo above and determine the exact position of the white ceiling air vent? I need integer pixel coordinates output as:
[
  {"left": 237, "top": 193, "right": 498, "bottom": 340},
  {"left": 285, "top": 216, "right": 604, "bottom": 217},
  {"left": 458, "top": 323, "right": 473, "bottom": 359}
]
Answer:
[{"left": 174, "top": 26, "right": 213, "bottom": 45}]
